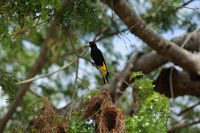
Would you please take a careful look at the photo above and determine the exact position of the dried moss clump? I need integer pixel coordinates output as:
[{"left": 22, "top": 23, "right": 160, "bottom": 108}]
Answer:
[
  {"left": 29, "top": 97, "right": 66, "bottom": 133},
  {"left": 84, "top": 89, "right": 125, "bottom": 133}
]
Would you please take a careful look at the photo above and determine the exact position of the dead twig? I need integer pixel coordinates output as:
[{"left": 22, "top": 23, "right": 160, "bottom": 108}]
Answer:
[
  {"left": 177, "top": 101, "right": 200, "bottom": 116},
  {"left": 16, "top": 60, "right": 77, "bottom": 85},
  {"left": 169, "top": 119, "right": 200, "bottom": 133}
]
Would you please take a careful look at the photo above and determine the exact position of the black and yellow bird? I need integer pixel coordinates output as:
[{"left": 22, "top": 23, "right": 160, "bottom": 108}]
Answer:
[{"left": 88, "top": 41, "right": 109, "bottom": 83}]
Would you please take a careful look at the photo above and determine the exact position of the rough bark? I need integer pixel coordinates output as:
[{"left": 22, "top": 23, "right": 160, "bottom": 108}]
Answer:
[
  {"left": 154, "top": 68, "right": 200, "bottom": 97},
  {"left": 102, "top": 0, "right": 200, "bottom": 75},
  {"left": 102, "top": 0, "right": 200, "bottom": 100},
  {"left": 110, "top": 31, "right": 200, "bottom": 101}
]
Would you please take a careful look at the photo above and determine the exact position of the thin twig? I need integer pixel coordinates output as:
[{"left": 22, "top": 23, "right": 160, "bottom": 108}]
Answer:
[
  {"left": 173, "top": 5, "right": 200, "bottom": 11},
  {"left": 28, "top": 89, "right": 41, "bottom": 98},
  {"left": 70, "top": 58, "right": 80, "bottom": 117},
  {"left": 16, "top": 60, "right": 77, "bottom": 85},
  {"left": 67, "top": 32, "right": 82, "bottom": 117},
  {"left": 170, "top": 109, "right": 179, "bottom": 116},
  {"left": 11, "top": 18, "right": 50, "bottom": 38},
  {"left": 169, "top": 119, "right": 200, "bottom": 132},
  {"left": 126, "top": 23, "right": 139, "bottom": 35},
  {"left": 93, "top": 26, "right": 109, "bottom": 42},
  {"left": 111, "top": 16, "right": 130, "bottom": 52},
  {"left": 169, "top": 67, "right": 174, "bottom": 106},
  {"left": 96, "top": 28, "right": 128, "bottom": 42},
  {"left": 180, "top": 27, "right": 200, "bottom": 48},
  {"left": 17, "top": 43, "right": 89, "bottom": 85},
  {"left": 175, "top": 0, "right": 195, "bottom": 11},
  {"left": 74, "top": 62, "right": 80, "bottom": 85},
  {"left": 177, "top": 101, "right": 200, "bottom": 116},
  {"left": 169, "top": 27, "right": 200, "bottom": 107},
  {"left": 108, "top": 71, "right": 130, "bottom": 86},
  {"left": 77, "top": 77, "right": 91, "bottom": 91},
  {"left": 68, "top": 36, "right": 80, "bottom": 57}
]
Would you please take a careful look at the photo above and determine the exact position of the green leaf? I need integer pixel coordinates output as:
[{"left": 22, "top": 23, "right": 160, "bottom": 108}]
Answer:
[
  {"left": 0, "top": 70, "right": 19, "bottom": 103},
  {"left": 134, "top": 78, "right": 154, "bottom": 101},
  {"left": 125, "top": 93, "right": 170, "bottom": 133},
  {"left": 67, "top": 112, "right": 95, "bottom": 133},
  {"left": 83, "top": 89, "right": 99, "bottom": 103},
  {"left": 130, "top": 71, "right": 144, "bottom": 80}
]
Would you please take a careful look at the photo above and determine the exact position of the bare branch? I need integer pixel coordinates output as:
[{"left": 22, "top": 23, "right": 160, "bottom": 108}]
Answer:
[
  {"left": 177, "top": 102, "right": 200, "bottom": 116},
  {"left": 100, "top": 0, "right": 200, "bottom": 100},
  {"left": 109, "top": 30, "right": 200, "bottom": 100},
  {"left": 175, "top": 0, "right": 195, "bottom": 11},
  {"left": 168, "top": 119, "right": 200, "bottom": 133},
  {"left": 180, "top": 27, "right": 200, "bottom": 48},
  {"left": 16, "top": 60, "right": 77, "bottom": 85},
  {"left": 154, "top": 67, "right": 200, "bottom": 97},
  {"left": 102, "top": 0, "right": 200, "bottom": 75},
  {"left": 11, "top": 18, "right": 51, "bottom": 38},
  {"left": 169, "top": 27, "right": 200, "bottom": 105},
  {"left": 28, "top": 89, "right": 42, "bottom": 98},
  {"left": 96, "top": 28, "right": 128, "bottom": 42},
  {"left": 169, "top": 67, "right": 175, "bottom": 106},
  {"left": 93, "top": 26, "right": 109, "bottom": 42},
  {"left": 70, "top": 58, "right": 80, "bottom": 117}
]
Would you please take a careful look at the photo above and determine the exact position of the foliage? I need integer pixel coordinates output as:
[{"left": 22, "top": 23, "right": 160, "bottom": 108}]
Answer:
[
  {"left": 140, "top": 0, "right": 199, "bottom": 32},
  {"left": 83, "top": 89, "right": 99, "bottom": 103},
  {"left": 131, "top": 71, "right": 154, "bottom": 102},
  {"left": 0, "top": 0, "right": 60, "bottom": 45},
  {"left": 142, "top": 0, "right": 179, "bottom": 31},
  {"left": 130, "top": 71, "right": 144, "bottom": 80},
  {"left": 82, "top": 72, "right": 170, "bottom": 133},
  {"left": 59, "top": 0, "right": 105, "bottom": 33},
  {"left": 67, "top": 113, "right": 95, "bottom": 133},
  {"left": 8, "top": 92, "right": 42, "bottom": 131},
  {"left": 125, "top": 72, "right": 170, "bottom": 133},
  {"left": 0, "top": 19, "right": 10, "bottom": 45},
  {"left": 0, "top": 70, "right": 18, "bottom": 102},
  {"left": 170, "top": 96, "right": 200, "bottom": 133},
  {"left": 177, "top": 126, "right": 200, "bottom": 133},
  {"left": 134, "top": 78, "right": 155, "bottom": 101}
]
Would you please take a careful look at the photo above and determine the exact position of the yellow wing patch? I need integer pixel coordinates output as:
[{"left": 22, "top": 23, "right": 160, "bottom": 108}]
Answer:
[{"left": 99, "top": 63, "right": 107, "bottom": 76}]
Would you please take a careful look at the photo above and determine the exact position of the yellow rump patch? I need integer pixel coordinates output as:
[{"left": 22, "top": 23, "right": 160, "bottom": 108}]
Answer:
[{"left": 99, "top": 63, "right": 107, "bottom": 76}]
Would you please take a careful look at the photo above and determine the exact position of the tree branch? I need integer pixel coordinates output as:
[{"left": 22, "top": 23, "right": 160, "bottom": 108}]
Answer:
[
  {"left": 109, "top": 30, "right": 200, "bottom": 100},
  {"left": 101, "top": 0, "right": 200, "bottom": 100},
  {"left": 168, "top": 119, "right": 200, "bottom": 133},
  {"left": 102, "top": 0, "right": 200, "bottom": 75},
  {"left": 96, "top": 28, "right": 128, "bottom": 42},
  {"left": 16, "top": 60, "right": 77, "bottom": 85},
  {"left": 177, "top": 102, "right": 200, "bottom": 116},
  {"left": 11, "top": 18, "right": 50, "bottom": 38},
  {"left": 154, "top": 67, "right": 200, "bottom": 97},
  {"left": 0, "top": 20, "right": 57, "bottom": 132},
  {"left": 175, "top": 0, "right": 195, "bottom": 11}
]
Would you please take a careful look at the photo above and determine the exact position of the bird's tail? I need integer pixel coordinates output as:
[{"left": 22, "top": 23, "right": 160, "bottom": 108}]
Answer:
[{"left": 99, "top": 63, "right": 109, "bottom": 84}]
